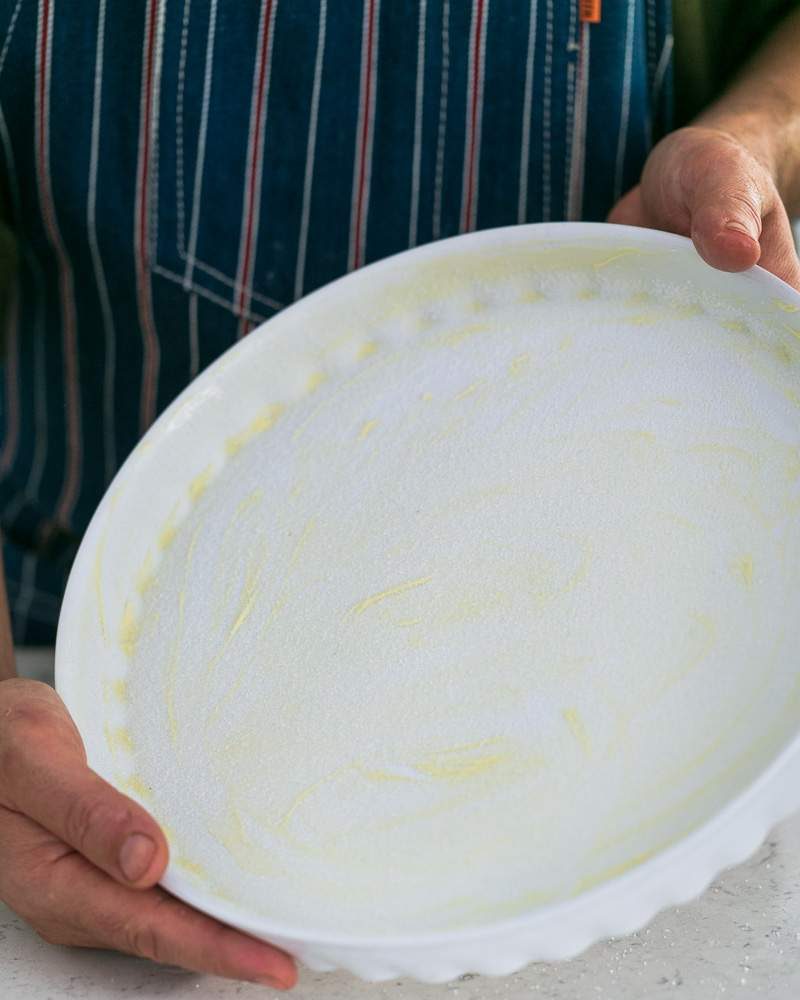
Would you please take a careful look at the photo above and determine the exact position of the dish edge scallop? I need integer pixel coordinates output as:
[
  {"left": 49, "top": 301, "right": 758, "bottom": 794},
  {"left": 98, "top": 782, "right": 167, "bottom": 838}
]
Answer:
[{"left": 278, "top": 769, "right": 800, "bottom": 981}]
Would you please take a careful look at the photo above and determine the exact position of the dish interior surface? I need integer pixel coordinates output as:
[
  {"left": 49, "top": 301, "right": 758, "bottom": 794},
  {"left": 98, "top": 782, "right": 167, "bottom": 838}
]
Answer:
[{"left": 72, "top": 236, "right": 800, "bottom": 937}]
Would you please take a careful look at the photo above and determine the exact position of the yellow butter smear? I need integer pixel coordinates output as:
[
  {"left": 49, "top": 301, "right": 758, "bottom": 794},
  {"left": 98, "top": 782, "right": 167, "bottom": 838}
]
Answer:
[
  {"left": 135, "top": 551, "right": 156, "bottom": 595},
  {"left": 104, "top": 723, "right": 134, "bottom": 755},
  {"left": 562, "top": 708, "right": 591, "bottom": 755},
  {"left": 415, "top": 740, "right": 508, "bottom": 782},
  {"left": 120, "top": 773, "right": 152, "bottom": 802},
  {"left": 358, "top": 419, "right": 379, "bottom": 440},
  {"left": 225, "top": 403, "right": 284, "bottom": 457},
  {"left": 306, "top": 370, "right": 327, "bottom": 393},
  {"left": 92, "top": 535, "right": 108, "bottom": 641},
  {"left": 103, "top": 677, "right": 129, "bottom": 704},
  {"left": 228, "top": 549, "right": 267, "bottom": 640},
  {"left": 176, "top": 857, "right": 208, "bottom": 879},
  {"left": 349, "top": 575, "right": 433, "bottom": 616},
  {"left": 189, "top": 465, "right": 214, "bottom": 502},
  {"left": 733, "top": 554, "right": 754, "bottom": 588},
  {"left": 574, "top": 846, "right": 660, "bottom": 894},
  {"left": 158, "top": 504, "right": 181, "bottom": 551},
  {"left": 118, "top": 602, "right": 140, "bottom": 657}
]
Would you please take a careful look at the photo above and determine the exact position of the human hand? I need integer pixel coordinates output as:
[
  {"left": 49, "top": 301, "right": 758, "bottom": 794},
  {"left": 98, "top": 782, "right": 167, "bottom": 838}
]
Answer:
[
  {"left": 608, "top": 125, "right": 800, "bottom": 291},
  {"left": 0, "top": 678, "right": 296, "bottom": 990}
]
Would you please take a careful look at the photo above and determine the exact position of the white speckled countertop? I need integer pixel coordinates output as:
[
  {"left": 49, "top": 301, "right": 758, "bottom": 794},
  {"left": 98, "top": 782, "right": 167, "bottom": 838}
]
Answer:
[{"left": 6, "top": 649, "right": 800, "bottom": 999}]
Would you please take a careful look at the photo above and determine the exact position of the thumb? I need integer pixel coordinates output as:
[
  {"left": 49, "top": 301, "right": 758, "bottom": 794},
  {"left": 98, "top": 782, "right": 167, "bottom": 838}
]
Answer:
[
  {"left": 0, "top": 680, "right": 168, "bottom": 888},
  {"left": 685, "top": 161, "right": 764, "bottom": 273}
]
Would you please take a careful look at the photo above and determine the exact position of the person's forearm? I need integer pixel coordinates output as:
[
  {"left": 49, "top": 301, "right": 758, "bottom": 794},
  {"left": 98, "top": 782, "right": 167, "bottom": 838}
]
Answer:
[
  {"left": 694, "top": 8, "right": 800, "bottom": 215},
  {"left": 1, "top": 560, "right": 16, "bottom": 680}
]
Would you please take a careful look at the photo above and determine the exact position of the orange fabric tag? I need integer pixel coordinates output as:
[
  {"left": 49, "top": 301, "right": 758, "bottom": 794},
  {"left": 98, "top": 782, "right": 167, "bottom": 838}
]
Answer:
[{"left": 579, "top": 0, "right": 601, "bottom": 23}]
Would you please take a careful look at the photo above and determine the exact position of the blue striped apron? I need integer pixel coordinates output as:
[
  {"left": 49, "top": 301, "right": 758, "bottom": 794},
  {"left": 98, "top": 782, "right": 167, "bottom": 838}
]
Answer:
[{"left": 0, "top": 0, "right": 673, "bottom": 643}]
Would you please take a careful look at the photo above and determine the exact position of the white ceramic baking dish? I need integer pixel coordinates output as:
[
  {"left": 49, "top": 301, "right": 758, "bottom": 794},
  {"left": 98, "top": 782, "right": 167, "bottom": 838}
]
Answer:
[{"left": 56, "top": 223, "right": 800, "bottom": 981}]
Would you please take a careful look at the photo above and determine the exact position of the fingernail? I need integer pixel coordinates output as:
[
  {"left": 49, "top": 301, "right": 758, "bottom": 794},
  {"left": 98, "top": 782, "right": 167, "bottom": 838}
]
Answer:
[
  {"left": 119, "top": 833, "right": 156, "bottom": 882},
  {"left": 724, "top": 220, "right": 758, "bottom": 240}
]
